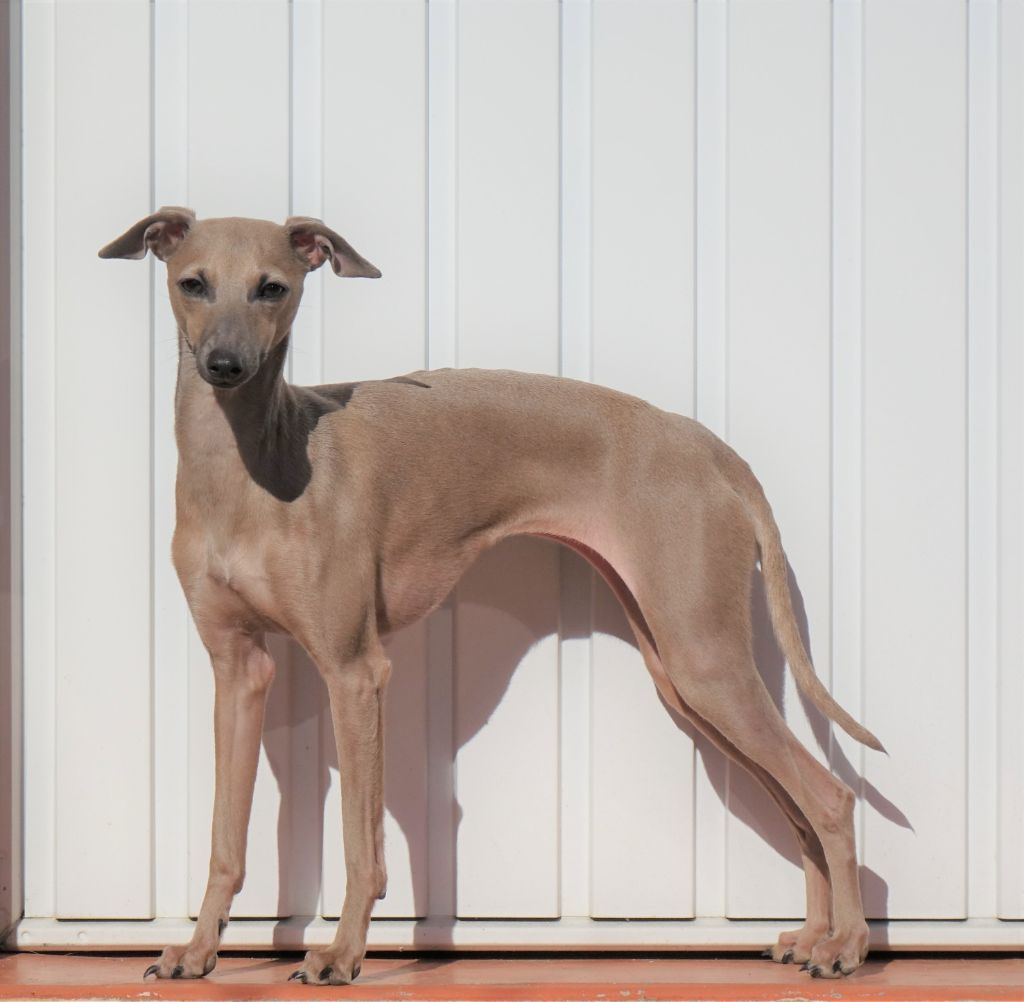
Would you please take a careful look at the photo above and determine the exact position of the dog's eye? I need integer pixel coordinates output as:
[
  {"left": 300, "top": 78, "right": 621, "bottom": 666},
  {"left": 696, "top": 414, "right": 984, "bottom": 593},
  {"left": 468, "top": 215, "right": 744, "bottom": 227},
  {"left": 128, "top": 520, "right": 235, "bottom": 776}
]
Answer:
[
  {"left": 258, "top": 282, "right": 288, "bottom": 301},
  {"left": 178, "top": 277, "right": 205, "bottom": 297}
]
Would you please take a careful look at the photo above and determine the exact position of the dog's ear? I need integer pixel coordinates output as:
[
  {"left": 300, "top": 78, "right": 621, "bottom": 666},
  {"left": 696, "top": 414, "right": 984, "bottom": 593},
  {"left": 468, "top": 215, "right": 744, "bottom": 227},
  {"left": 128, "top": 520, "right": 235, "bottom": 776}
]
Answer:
[
  {"left": 286, "top": 217, "right": 382, "bottom": 278},
  {"left": 98, "top": 206, "right": 195, "bottom": 261}
]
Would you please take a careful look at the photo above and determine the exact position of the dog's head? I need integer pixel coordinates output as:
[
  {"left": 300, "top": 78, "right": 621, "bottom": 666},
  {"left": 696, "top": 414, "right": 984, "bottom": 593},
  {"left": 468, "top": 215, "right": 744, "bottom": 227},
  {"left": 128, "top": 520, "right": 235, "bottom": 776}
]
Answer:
[{"left": 99, "top": 208, "right": 380, "bottom": 389}]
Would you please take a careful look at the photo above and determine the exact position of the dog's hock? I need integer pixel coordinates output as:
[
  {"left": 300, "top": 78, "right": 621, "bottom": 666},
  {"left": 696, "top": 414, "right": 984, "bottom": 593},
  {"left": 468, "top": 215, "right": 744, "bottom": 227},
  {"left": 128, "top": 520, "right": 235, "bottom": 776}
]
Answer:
[
  {"left": 98, "top": 206, "right": 196, "bottom": 261},
  {"left": 286, "top": 215, "right": 382, "bottom": 279}
]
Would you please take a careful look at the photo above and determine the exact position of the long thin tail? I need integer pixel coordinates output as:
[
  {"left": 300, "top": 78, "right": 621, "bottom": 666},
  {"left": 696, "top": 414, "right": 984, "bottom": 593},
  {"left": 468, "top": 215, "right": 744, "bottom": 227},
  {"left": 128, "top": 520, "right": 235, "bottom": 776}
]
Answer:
[{"left": 746, "top": 486, "right": 885, "bottom": 753}]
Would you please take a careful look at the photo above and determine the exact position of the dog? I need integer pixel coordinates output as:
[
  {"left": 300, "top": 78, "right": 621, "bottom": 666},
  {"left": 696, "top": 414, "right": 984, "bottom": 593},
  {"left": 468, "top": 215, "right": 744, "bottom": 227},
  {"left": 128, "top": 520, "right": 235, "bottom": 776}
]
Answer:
[{"left": 99, "top": 208, "right": 883, "bottom": 984}]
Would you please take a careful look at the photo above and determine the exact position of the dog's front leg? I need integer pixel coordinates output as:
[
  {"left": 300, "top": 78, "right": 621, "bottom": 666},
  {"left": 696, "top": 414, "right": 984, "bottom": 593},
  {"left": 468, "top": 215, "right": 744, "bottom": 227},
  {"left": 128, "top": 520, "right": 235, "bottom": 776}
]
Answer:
[
  {"left": 145, "top": 628, "right": 276, "bottom": 980},
  {"left": 291, "top": 644, "right": 391, "bottom": 986}
]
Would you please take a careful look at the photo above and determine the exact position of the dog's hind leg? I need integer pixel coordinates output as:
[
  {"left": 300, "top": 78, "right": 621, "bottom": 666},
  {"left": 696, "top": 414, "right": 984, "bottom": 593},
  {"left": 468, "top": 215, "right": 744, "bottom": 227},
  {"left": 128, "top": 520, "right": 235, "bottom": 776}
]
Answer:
[
  {"left": 747, "top": 776, "right": 832, "bottom": 965},
  {"left": 567, "top": 535, "right": 834, "bottom": 968},
  {"left": 615, "top": 480, "right": 868, "bottom": 978},
  {"left": 703, "top": 729, "right": 833, "bottom": 964},
  {"left": 627, "top": 623, "right": 832, "bottom": 966},
  {"left": 658, "top": 624, "right": 867, "bottom": 978}
]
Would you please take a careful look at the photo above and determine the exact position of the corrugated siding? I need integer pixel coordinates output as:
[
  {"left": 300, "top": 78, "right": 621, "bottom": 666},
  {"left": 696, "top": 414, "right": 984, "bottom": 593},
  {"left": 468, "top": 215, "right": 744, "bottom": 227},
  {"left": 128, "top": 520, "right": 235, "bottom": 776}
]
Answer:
[{"left": 18, "top": 0, "right": 1023, "bottom": 944}]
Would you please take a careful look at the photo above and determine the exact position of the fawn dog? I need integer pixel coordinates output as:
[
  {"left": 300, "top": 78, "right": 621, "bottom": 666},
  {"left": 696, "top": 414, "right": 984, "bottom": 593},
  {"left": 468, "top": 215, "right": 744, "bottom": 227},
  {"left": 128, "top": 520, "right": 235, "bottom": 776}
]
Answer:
[{"left": 99, "top": 208, "right": 882, "bottom": 984}]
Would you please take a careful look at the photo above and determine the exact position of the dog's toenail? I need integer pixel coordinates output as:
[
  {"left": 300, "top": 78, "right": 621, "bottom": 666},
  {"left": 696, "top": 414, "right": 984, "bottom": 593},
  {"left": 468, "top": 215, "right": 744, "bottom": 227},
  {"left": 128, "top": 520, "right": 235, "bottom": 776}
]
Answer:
[
  {"left": 288, "top": 970, "right": 306, "bottom": 982},
  {"left": 352, "top": 964, "right": 361, "bottom": 981},
  {"left": 143, "top": 964, "right": 160, "bottom": 980},
  {"left": 760, "top": 948, "right": 773, "bottom": 960},
  {"left": 171, "top": 965, "right": 184, "bottom": 979},
  {"left": 319, "top": 966, "right": 333, "bottom": 981},
  {"left": 781, "top": 949, "right": 794, "bottom": 964},
  {"left": 833, "top": 959, "right": 843, "bottom": 974},
  {"left": 800, "top": 961, "right": 810, "bottom": 971},
  {"left": 809, "top": 965, "right": 822, "bottom": 978}
]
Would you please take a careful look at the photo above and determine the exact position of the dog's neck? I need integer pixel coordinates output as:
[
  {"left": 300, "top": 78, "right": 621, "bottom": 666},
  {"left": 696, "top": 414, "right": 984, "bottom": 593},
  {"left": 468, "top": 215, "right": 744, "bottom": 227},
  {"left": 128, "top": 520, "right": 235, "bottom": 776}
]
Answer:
[{"left": 175, "top": 333, "right": 318, "bottom": 506}]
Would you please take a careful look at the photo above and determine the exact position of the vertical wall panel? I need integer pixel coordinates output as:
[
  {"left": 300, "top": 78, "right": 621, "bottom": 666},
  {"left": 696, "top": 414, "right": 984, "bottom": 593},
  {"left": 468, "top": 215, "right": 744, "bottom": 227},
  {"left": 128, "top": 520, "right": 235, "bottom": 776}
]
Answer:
[
  {"left": 52, "top": 0, "right": 154, "bottom": 919},
  {"left": 589, "top": 0, "right": 696, "bottom": 919},
  {"left": 998, "top": 0, "right": 1024, "bottom": 920},
  {"left": 22, "top": 0, "right": 58, "bottom": 922},
  {"left": 455, "top": 0, "right": 560, "bottom": 375},
  {"left": 151, "top": 0, "right": 191, "bottom": 922},
  {"left": 284, "top": 0, "right": 330, "bottom": 927},
  {"left": 186, "top": 1, "right": 289, "bottom": 216},
  {"left": 321, "top": 0, "right": 426, "bottom": 384},
  {"left": 318, "top": 0, "right": 429, "bottom": 923},
  {"left": 289, "top": 0, "right": 325, "bottom": 390},
  {"left": 861, "top": 0, "right": 967, "bottom": 919},
  {"left": 1, "top": 0, "right": 19, "bottom": 938},
  {"left": 591, "top": 0, "right": 695, "bottom": 412},
  {"left": 965, "top": 0, "right": 1000, "bottom": 920},
  {"left": 692, "top": 0, "right": 730, "bottom": 921},
  {"left": 724, "top": 0, "right": 832, "bottom": 919},
  {"left": 185, "top": 0, "right": 292, "bottom": 919},
  {"left": 453, "top": 0, "right": 561, "bottom": 918},
  {"left": 590, "top": 594, "right": 696, "bottom": 918},
  {"left": 424, "top": 0, "right": 459, "bottom": 927},
  {"left": 454, "top": 540, "right": 561, "bottom": 918},
  {"left": 830, "top": 0, "right": 868, "bottom": 911},
  {"left": 557, "top": 0, "right": 593, "bottom": 921}
]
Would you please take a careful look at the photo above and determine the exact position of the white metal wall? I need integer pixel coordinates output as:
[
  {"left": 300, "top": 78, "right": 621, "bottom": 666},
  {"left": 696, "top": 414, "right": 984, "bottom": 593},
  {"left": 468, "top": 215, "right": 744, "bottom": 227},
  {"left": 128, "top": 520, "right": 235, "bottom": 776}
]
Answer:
[{"left": 14, "top": 0, "right": 1024, "bottom": 950}]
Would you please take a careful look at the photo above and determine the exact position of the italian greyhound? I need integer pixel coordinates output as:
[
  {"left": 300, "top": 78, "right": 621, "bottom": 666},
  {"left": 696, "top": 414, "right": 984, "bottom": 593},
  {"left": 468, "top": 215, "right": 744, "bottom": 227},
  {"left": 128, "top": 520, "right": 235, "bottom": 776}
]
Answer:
[{"left": 99, "top": 208, "right": 883, "bottom": 984}]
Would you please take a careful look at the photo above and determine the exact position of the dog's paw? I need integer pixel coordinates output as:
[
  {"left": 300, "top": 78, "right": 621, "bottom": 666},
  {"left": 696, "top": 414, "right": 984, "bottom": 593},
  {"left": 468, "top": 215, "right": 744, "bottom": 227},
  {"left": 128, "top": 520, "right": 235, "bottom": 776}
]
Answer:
[
  {"left": 802, "top": 925, "right": 869, "bottom": 978},
  {"left": 761, "top": 924, "right": 830, "bottom": 966},
  {"left": 288, "top": 947, "right": 363, "bottom": 986},
  {"left": 142, "top": 943, "right": 217, "bottom": 980}
]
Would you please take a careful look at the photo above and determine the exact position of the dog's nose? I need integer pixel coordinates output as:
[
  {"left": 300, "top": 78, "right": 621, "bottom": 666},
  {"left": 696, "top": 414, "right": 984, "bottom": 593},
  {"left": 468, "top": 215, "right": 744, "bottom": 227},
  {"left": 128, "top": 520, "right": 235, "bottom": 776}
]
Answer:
[{"left": 204, "top": 348, "right": 247, "bottom": 387}]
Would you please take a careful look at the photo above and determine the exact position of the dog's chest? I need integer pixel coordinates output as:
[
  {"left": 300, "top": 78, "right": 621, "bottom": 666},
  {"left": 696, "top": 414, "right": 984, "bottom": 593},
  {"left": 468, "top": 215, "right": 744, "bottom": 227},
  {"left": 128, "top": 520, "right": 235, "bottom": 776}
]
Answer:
[{"left": 198, "top": 533, "right": 282, "bottom": 626}]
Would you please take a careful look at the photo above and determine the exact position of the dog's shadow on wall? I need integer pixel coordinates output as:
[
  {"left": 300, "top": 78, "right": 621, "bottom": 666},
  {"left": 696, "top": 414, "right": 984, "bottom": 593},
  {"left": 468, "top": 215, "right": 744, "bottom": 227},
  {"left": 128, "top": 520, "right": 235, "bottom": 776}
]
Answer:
[{"left": 258, "top": 536, "right": 907, "bottom": 941}]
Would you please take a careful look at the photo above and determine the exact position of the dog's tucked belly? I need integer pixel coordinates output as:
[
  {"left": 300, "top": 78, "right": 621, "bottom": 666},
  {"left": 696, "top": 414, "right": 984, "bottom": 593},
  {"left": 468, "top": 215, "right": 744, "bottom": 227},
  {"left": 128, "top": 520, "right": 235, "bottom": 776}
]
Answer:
[
  {"left": 375, "top": 538, "right": 489, "bottom": 634},
  {"left": 374, "top": 515, "right": 637, "bottom": 638}
]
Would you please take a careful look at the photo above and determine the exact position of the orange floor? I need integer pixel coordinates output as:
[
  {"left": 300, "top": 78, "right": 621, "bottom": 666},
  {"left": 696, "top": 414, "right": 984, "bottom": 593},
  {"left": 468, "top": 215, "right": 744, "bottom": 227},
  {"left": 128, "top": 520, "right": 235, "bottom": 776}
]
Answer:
[{"left": 0, "top": 953, "right": 1022, "bottom": 1002}]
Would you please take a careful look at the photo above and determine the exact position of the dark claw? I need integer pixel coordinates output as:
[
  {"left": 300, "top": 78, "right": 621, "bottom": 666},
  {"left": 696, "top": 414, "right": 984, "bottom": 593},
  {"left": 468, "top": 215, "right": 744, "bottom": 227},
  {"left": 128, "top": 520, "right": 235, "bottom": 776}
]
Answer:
[
  {"left": 351, "top": 964, "right": 361, "bottom": 981},
  {"left": 143, "top": 964, "right": 160, "bottom": 980},
  {"left": 760, "top": 948, "right": 773, "bottom": 960},
  {"left": 288, "top": 970, "right": 307, "bottom": 983},
  {"left": 781, "top": 949, "right": 794, "bottom": 964},
  {"left": 171, "top": 965, "right": 184, "bottom": 979},
  {"left": 378, "top": 888, "right": 387, "bottom": 900},
  {"left": 809, "top": 965, "right": 823, "bottom": 979},
  {"left": 218, "top": 918, "right": 227, "bottom": 936},
  {"left": 319, "top": 966, "right": 334, "bottom": 982},
  {"left": 800, "top": 961, "right": 810, "bottom": 971},
  {"left": 833, "top": 959, "right": 844, "bottom": 975}
]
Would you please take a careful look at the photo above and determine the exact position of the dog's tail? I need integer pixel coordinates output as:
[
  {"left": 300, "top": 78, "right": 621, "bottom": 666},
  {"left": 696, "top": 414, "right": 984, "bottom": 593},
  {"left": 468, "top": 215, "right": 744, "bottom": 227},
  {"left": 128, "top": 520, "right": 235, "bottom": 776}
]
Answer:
[{"left": 743, "top": 475, "right": 886, "bottom": 754}]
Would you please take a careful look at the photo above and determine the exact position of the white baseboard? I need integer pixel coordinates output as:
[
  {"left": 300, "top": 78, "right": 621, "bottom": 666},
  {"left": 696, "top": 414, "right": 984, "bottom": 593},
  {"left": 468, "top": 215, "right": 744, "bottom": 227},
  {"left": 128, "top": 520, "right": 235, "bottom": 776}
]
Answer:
[{"left": 9, "top": 916, "right": 1024, "bottom": 953}]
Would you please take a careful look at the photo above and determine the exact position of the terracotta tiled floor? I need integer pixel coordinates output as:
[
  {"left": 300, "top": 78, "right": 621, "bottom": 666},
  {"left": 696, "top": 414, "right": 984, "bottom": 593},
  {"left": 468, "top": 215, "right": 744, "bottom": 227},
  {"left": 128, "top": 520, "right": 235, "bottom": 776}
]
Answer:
[{"left": 0, "top": 953, "right": 1022, "bottom": 1002}]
